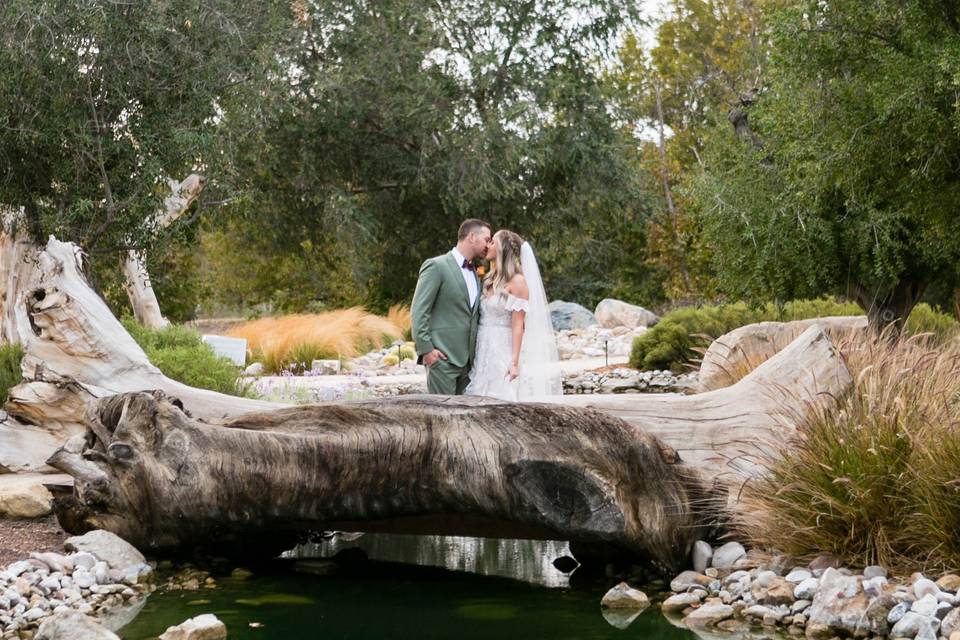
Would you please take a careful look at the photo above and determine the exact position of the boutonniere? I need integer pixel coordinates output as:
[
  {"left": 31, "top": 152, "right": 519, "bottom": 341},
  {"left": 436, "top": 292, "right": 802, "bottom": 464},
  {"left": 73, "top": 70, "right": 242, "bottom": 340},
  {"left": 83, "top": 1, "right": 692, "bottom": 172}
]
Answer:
[{"left": 475, "top": 263, "right": 487, "bottom": 278}]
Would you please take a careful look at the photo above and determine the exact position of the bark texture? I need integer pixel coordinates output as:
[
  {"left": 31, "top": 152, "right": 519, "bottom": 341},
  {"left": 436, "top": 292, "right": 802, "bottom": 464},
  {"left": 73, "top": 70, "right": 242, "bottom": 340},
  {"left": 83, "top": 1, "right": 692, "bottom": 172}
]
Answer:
[{"left": 49, "top": 391, "right": 722, "bottom": 573}]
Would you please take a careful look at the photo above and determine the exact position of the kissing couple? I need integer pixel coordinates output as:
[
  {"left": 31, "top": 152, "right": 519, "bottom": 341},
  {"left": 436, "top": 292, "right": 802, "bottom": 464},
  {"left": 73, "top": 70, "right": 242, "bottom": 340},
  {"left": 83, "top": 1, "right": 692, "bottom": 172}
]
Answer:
[{"left": 411, "top": 218, "right": 562, "bottom": 401}]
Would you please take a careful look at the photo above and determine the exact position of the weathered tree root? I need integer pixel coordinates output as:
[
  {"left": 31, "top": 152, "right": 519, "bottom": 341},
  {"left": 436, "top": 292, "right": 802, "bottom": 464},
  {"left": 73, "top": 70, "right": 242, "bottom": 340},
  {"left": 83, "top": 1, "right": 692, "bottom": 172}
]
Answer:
[{"left": 49, "top": 391, "right": 725, "bottom": 573}]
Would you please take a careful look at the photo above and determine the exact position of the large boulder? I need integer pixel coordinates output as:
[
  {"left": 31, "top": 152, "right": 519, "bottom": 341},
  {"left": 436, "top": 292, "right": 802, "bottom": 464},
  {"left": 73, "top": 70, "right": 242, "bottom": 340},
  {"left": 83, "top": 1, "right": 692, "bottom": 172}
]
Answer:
[
  {"left": 36, "top": 610, "right": 120, "bottom": 640},
  {"left": 698, "top": 316, "right": 867, "bottom": 392},
  {"left": 65, "top": 530, "right": 145, "bottom": 570},
  {"left": 0, "top": 473, "right": 65, "bottom": 518},
  {"left": 805, "top": 567, "right": 893, "bottom": 637},
  {"left": 594, "top": 299, "right": 659, "bottom": 329},
  {"left": 548, "top": 301, "right": 597, "bottom": 330}
]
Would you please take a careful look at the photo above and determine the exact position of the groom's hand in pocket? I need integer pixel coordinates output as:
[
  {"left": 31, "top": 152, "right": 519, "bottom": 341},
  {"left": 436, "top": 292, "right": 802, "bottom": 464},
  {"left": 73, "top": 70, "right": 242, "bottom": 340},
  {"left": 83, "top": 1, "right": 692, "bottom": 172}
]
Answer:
[{"left": 423, "top": 349, "right": 448, "bottom": 366}]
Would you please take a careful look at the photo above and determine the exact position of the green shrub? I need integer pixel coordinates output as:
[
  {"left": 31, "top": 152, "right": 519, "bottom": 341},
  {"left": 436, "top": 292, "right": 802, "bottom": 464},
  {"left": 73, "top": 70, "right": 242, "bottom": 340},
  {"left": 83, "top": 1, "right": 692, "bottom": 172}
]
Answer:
[
  {"left": 906, "top": 303, "right": 960, "bottom": 341},
  {"left": 0, "top": 343, "right": 23, "bottom": 404},
  {"left": 121, "top": 317, "right": 250, "bottom": 397},
  {"left": 629, "top": 302, "right": 765, "bottom": 372},
  {"left": 630, "top": 297, "right": 958, "bottom": 371}
]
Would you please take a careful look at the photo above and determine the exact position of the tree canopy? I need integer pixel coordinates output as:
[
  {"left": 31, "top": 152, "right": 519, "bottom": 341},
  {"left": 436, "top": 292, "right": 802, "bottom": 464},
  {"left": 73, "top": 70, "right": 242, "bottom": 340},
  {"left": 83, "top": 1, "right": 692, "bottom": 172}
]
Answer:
[{"left": 689, "top": 0, "right": 960, "bottom": 328}]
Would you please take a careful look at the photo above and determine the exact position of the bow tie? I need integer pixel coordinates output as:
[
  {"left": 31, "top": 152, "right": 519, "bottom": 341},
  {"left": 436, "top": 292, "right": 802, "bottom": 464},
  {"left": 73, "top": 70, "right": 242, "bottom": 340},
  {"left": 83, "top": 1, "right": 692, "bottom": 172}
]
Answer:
[{"left": 461, "top": 259, "right": 476, "bottom": 272}]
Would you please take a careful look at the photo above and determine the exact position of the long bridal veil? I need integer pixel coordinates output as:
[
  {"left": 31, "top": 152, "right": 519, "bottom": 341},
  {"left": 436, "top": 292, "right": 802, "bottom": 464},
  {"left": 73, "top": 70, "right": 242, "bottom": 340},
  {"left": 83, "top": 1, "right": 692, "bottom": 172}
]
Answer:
[{"left": 517, "top": 242, "right": 562, "bottom": 398}]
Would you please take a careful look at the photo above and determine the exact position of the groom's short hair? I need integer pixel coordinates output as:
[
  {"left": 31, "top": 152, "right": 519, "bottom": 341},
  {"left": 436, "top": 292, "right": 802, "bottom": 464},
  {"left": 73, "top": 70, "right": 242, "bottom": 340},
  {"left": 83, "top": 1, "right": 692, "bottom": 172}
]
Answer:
[{"left": 458, "top": 218, "right": 491, "bottom": 241}]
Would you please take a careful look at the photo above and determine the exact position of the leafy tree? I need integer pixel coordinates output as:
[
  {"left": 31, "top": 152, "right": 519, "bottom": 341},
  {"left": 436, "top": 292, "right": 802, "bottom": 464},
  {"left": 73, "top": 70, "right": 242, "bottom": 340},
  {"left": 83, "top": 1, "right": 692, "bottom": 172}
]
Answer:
[
  {"left": 218, "top": 0, "right": 655, "bottom": 311},
  {"left": 0, "top": 1, "right": 289, "bottom": 257},
  {"left": 689, "top": 0, "right": 960, "bottom": 330}
]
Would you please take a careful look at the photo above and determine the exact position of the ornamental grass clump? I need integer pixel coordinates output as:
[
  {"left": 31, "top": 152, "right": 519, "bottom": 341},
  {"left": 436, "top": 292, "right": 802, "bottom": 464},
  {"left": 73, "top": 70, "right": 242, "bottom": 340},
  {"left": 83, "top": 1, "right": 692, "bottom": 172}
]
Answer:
[
  {"left": 229, "top": 305, "right": 408, "bottom": 374},
  {"left": 738, "top": 332, "right": 960, "bottom": 572}
]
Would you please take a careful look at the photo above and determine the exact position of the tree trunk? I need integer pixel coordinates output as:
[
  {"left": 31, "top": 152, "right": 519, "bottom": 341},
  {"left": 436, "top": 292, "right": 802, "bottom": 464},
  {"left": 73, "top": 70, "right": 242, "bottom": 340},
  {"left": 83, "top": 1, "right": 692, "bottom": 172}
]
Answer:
[
  {"left": 0, "top": 209, "right": 37, "bottom": 344},
  {"left": 122, "top": 175, "right": 206, "bottom": 328},
  {"left": 6, "top": 236, "right": 278, "bottom": 439},
  {"left": 48, "top": 390, "right": 723, "bottom": 573},
  {"left": 854, "top": 278, "right": 925, "bottom": 336}
]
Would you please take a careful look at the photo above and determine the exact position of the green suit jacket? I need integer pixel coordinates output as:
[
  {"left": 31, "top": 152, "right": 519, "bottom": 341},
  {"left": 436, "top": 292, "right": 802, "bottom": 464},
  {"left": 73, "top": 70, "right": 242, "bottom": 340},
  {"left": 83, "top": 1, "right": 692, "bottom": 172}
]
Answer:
[{"left": 411, "top": 252, "right": 481, "bottom": 369}]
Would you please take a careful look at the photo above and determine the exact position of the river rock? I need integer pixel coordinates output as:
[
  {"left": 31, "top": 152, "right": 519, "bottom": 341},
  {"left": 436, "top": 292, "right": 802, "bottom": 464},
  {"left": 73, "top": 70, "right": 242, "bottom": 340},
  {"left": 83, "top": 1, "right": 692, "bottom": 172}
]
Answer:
[
  {"left": 753, "top": 576, "right": 795, "bottom": 606},
  {"left": 711, "top": 542, "right": 746, "bottom": 569},
  {"left": 35, "top": 610, "right": 120, "bottom": 640},
  {"left": 594, "top": 299, "right": 659, "bottom": 329},
  {"left": 548, "top": 301, "right": 597, "bottom": 330},
  {"left": 806, "top": 567, "right": 889, "bottom": 637},
  {"left": 914, "top": 577, "right": 940, "bottom": 600},
  {"left": 912, "top": 594, "right": 940, "bottom": 617},
  {"left": 671, "top": 571, "right": 714, "bottom": 593},
  {"left": 662, "top": 592, "right": 702, "bottom": 613},
  {"left": 864, "top": 565, "right": 888, "bottom": 579},
  {"left": 941, "top": 607, "right": 960, "bottom": 636},
  {"left": 65, "top": 530, "right": 145, "bottom": 571},
  {"left": 792, "top": 576, "right": 819, "bottom": 601},
  {"left": 684, "top": 601, "right": 734, "bottom": 627},
  {"left": 159, "top": 613, "right": 227, "bottom": 640},
  {"left": 937, "top": 574, "right": 960, "bottom": 591},
  {"left": 891, "top": 611, "right": 938, "bottom": 639},
  {"left": 889, "top": 601, "right": 911, "bottom": 624},
  {"left": 692, "top": 541, "right": 713, "bottom": 574},
  {"left": 785, "top": 567, "right": 812, "bottom": 583},
  {"left": 807, "top": 554, "right": 843, "bottom": 576},
  {"left": 30, "top": 552, "right": 72, "bottom": 574},
  {"left": 863, "top": 575, "right": 887, "bottom": 597},
  {"left": 601, "top": 582, "right": 650, "bottom": 609}
]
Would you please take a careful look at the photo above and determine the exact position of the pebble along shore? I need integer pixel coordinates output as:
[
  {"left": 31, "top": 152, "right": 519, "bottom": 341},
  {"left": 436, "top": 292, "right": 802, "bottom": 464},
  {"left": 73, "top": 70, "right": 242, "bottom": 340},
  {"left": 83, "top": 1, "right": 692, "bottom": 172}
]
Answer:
[
  {"left": 636, "top": 541, "right": 960, "bottom": 639},
  {"left": 0, "top": 530, "right": 153, "bottom": 639}
]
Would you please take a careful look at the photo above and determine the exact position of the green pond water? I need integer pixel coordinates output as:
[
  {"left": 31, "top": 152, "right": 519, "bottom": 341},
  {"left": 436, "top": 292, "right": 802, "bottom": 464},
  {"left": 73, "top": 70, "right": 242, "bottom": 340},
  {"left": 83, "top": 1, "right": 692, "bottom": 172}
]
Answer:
[{"left": 119, "top": 534, "right": 702, "bottom": 640}]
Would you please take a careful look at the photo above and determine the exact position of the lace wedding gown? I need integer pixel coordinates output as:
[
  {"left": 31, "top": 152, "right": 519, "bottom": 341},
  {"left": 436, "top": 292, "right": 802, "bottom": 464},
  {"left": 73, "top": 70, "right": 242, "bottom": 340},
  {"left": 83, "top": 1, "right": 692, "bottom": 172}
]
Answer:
[{"left": 464, "top": 291, "right": 531, "bottom": 401}]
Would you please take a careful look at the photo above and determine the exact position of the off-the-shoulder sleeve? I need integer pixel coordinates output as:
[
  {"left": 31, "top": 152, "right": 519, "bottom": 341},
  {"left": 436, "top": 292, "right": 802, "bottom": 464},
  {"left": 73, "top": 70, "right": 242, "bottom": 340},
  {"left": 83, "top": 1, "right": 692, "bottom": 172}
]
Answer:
[{"left": 504, "top": 294, "right": 530, "bottom": 312}]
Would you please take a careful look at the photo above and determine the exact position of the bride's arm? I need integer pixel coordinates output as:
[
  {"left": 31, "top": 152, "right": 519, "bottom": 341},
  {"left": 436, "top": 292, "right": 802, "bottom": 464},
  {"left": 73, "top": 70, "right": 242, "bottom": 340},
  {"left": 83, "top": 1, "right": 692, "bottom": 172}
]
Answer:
[{"left": 506, "top": 274, "right": 529, "bottom": 380}]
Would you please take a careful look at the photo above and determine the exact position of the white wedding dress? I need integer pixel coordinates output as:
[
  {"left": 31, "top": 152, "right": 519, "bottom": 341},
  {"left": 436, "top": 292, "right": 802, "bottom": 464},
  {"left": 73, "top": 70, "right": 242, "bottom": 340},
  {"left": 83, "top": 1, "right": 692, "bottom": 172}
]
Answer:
[{"left": 465, "top": 242, "right": 562, "bottom": 401}]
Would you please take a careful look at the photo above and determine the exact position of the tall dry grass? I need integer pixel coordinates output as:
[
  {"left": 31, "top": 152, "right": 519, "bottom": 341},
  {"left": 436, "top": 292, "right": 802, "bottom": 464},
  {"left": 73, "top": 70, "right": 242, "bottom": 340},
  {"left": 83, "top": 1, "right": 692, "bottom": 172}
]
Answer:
[
  {"left": 737, "top": 332, "right": 960, "bottom": 572},
  {"left": 228, "top": 305, "right": 410, "bottom": 373}
]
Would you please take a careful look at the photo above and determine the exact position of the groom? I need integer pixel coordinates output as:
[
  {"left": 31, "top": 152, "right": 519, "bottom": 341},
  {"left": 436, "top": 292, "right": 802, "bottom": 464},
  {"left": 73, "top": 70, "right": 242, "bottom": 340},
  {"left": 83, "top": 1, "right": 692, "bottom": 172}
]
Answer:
[{"left": 411, "top": 219, "right": 492, "bottom": 395}]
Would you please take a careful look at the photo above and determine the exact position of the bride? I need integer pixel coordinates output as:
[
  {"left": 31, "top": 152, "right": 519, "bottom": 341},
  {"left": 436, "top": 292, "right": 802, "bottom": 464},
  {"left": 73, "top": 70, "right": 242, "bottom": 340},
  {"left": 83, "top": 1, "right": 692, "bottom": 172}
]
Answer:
[{"left": 465, "top": 229, "right": 562, "bottom": 401}]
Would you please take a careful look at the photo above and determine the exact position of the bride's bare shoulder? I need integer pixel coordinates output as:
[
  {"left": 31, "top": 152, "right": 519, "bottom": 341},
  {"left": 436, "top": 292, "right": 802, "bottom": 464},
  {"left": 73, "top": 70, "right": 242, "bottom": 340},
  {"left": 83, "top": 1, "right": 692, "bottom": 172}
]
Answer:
[{"left": 506, "top": 274, "right": 528, "bottom": 299}]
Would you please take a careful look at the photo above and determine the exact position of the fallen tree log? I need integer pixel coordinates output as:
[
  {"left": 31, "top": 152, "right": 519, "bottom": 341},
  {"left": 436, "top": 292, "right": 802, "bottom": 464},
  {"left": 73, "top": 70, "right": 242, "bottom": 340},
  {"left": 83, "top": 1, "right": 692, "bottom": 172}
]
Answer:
[
  {"left": 48, "top": 390, "right": 723, "bottom": 573},
  {"left": 555, "top": 324, "right": 853, "bottom": 482},
  {"left": 5, "top": 237, "right": 852, "bottom": 489}
]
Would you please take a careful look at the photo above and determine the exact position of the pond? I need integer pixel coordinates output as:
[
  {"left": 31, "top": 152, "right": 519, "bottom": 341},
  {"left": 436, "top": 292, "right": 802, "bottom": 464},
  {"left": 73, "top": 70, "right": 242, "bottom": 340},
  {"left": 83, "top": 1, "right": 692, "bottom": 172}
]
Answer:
[{"left": 118, "top": 534, "right": 702, "bottom": 640}]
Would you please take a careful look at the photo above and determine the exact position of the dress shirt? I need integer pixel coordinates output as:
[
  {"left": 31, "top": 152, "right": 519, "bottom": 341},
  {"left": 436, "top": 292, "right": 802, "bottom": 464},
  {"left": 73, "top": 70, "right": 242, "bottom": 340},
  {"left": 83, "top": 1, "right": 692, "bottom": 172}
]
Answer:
[{"left": 451, "top": 247, "right": 478, "bottom": 307}]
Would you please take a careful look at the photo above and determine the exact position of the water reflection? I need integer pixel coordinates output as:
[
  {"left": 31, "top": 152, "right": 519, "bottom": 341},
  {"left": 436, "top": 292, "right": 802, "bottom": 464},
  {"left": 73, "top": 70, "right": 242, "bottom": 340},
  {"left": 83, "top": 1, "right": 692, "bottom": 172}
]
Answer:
[{"left": 287, "top": 533, "right": 575, "bottom": 588}]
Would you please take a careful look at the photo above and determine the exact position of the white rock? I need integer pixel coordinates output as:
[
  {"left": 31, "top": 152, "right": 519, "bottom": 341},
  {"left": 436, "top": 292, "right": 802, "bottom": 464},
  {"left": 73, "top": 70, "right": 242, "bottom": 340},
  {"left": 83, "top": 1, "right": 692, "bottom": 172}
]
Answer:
[
  {"left": 243, "top": 362, "right": 264, "bottom": 376},
  {"left": 65, "top": 530, "right": 145, "bottom": 571},
  {"left": 662, "top": 592, "right": 702, "bottom": 613},
  {"left": 912, "top": 594, "right": 940, "bottom": 617},
  {"left": 792, "top": 600, "right": 811, "bottom": 614},
  {"left": 684, "top": 602, "right": 734, "bottom": 627},
  {"left": 711, "top": 542, "right": 746, "bottom": 569},
  {"left": 794, "top": 577, "right": 820, "bottom": 600},
  {"left": 594, "top": 299, "right": 659, "bottom": 329},
  {"left": 863, "top": 575, "right": 888, "bottom": 597},
  {"left": 159, "top": 613, "right": 227, "bottom": 640},
  {"left": 915, "top": 578, "right": 941, "bottom": 600},
  {"left": 785, "top": 568, "right": 813, "bottom": 583},
  {"left": 35, "top": 610, "right": 120, "bottom": 640},
  {"left": 24, "top": 606, "right": 46, "bottom": 621},
  {"left": 692, "top": 541, "right": 713, "bottom": 574},
  {"left": 601, "top": 582, "right": 650, "bottom": 609},
  {"left": 891, "top": 611, "right": 937, "bottom": 639},
  {"left": 70, "top": 553, "right": 97, "bottom": 571}
]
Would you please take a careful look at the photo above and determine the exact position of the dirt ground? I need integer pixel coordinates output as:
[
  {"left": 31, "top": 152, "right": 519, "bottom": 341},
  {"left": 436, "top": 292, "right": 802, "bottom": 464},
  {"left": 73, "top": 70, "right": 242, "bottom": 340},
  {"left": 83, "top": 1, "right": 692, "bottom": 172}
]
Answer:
[{"left": 0, "top": 516, "right": 69, "bottom": 566}]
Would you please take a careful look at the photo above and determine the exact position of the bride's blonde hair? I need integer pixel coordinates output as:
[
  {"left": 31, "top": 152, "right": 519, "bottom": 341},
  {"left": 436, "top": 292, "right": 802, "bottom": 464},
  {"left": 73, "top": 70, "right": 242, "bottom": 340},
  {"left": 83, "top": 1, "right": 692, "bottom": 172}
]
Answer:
[{"left": 485, "top": 229, "right": 524, "bottom": 294}]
